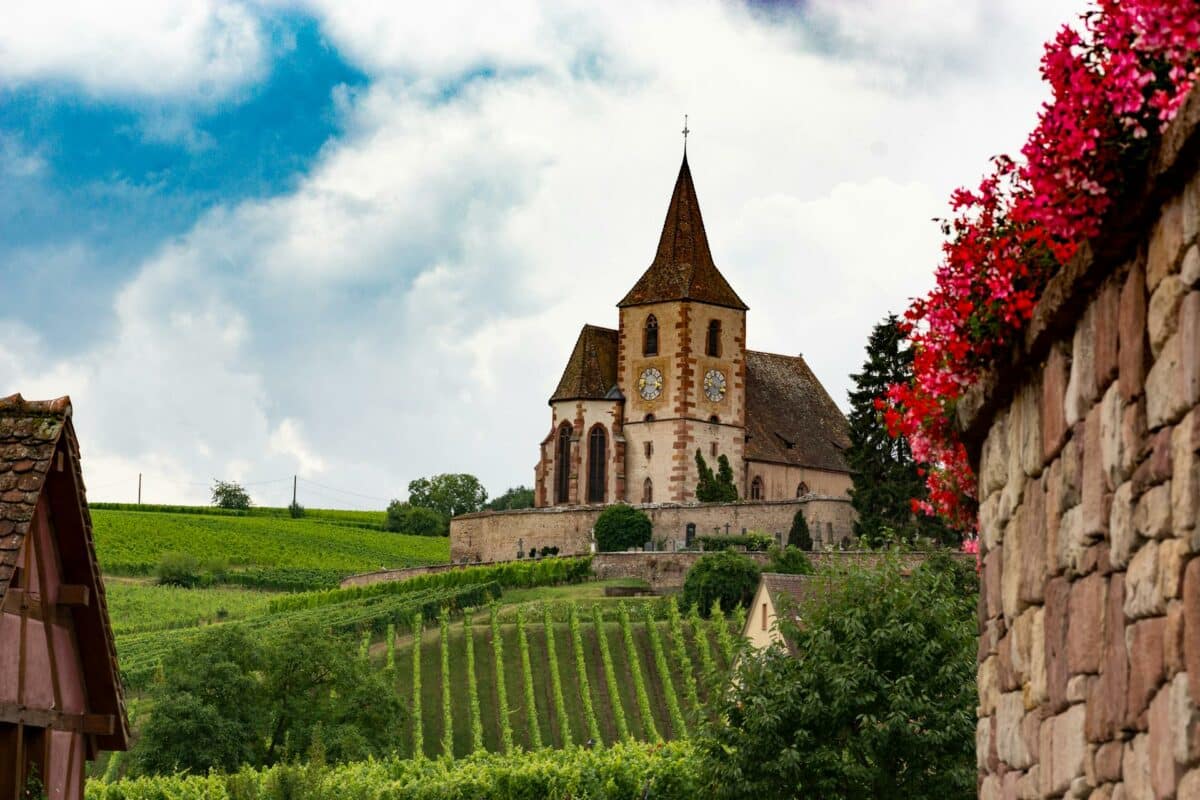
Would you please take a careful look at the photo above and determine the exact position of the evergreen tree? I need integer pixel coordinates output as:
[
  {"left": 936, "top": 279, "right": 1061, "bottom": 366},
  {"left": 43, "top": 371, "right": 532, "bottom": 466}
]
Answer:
[
  {"left": 696, "top": 451, "right": 738, "bottom": 503},
  {"left": 847, "top": 313, "right": 954, "bottom": 547},
  {"left": 787, "top": 510, "right": 813, "bottom": 551}
]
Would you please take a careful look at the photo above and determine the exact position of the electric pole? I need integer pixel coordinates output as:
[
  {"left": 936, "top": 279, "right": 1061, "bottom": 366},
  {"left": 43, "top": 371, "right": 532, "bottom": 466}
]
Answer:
[
  {"left": 292, "top": 475, "right": 298, "bottom": 507},
  {"left": 137, "top": 473, "right": 142, "bottom": 505}
]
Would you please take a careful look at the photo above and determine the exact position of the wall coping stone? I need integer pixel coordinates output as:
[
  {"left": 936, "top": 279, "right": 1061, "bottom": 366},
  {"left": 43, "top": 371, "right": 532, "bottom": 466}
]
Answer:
[
  {"left": 956, "top": 85, "right": 1200, "bottom": 467},
  {"left": 453, "top": 495, "right": 849, "bottom": 521}
]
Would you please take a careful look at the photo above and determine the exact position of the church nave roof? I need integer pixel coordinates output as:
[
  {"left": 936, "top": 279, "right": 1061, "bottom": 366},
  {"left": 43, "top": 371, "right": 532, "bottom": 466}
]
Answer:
[{"left": 549, "top": 324, "right": 619, "bottom": 403}]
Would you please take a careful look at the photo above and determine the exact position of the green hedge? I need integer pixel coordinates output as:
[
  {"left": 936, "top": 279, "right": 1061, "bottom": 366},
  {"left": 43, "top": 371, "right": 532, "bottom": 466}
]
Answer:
[
  {"left": 697, "top": 533, "right": 774, "bottom": 552},
  {"left": 85, "top": 741, "right": 701, "bottom": 799}
]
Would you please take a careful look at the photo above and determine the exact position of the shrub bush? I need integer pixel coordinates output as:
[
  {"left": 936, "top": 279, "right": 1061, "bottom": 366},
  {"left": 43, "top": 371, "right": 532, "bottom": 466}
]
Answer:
[
  {"left": 681, "top": 551, "right": 761, "bottom": 618},
  {"left": 594, "top": 504, "right": 652, "bottom": 552},
  {"left": 765, "top": 546, "right": 814, "bottom": 575},
  {"left": 154, "top": 552, "right": 204, "bottom": 588},
  {"left": 385, "top": 501, "right": 448, "bottom": 536},
  {"left": 697, "top": 533, "right": 773, "bottom": 552},
  {"left": 787, "top": 510, "right": 813, "bottom": 551}
]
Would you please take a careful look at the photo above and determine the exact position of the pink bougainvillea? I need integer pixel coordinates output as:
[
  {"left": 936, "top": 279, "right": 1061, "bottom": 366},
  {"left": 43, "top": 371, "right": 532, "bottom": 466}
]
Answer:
[{"left": 887, "top": 0, "right": 1200, "bottom": 534}]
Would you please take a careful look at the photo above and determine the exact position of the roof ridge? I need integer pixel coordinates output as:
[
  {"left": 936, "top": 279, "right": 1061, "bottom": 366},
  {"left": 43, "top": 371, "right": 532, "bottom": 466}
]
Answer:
[{"left": 0, "top": 393, "right": 73, "bottom": 417}]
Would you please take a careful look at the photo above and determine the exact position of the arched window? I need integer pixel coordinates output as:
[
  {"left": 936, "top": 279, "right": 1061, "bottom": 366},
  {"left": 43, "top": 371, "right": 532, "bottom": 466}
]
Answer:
[
  {"left": 587, "top": 426, "right": 608, "bottom": 503},
  {"left": 709, "top": 415, "right": 720, "bottom": 424},
  {"left": 750, "top": 476, "right": 764, "bottom": 500},
  {"left": 644, "top": 413, "right": 655, "bottom": 422},
  {"left": 555, "top": 424, "right": 572, "bottom": 504},
  {"left": 796, "top": 481, "right": 809, "bottom": 497},
  {"left": 644, "top": 315, "right": 659, "bottom": 356},
  {"left": 706, "top": 319, "right": 721, "bottom": 357},
  {"left": 642, "top": 477, "right": 653, "bottom": 504}
]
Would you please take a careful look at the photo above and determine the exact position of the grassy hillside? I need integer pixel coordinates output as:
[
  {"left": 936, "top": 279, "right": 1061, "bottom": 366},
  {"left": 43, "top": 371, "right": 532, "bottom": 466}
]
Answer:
[
  {"left": 92, "top": 508, "right": 448, "bottom": 578},
  {"left": 104, "top": 581, "right": 276, "bottom": 635}
]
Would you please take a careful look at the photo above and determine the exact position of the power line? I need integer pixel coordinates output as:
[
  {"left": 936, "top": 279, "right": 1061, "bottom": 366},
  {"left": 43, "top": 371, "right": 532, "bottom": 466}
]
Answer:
[{"left": 297, "top": 477, "right": 394, "bottom": 503}]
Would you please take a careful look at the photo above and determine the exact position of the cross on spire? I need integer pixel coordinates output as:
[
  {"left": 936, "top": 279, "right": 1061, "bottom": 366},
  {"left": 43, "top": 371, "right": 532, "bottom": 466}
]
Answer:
[{"left": 682, "top": 114, "right": 690, "bottom": 151}]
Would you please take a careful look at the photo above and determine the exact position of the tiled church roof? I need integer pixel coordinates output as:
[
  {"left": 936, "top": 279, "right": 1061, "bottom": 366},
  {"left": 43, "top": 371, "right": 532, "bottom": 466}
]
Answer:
[
  {"left": 618, "top": 155, "right": 748, "bottom": 311},
  {"left": 744, "top": 351, "right": 851, "bottom": 472},
  {"left": 549, "top": 325, "right": 620, "bottom": 403}
]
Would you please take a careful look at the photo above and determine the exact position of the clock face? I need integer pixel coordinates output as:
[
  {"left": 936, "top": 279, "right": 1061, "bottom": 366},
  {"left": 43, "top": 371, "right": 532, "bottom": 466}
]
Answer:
[
  {"left": 704, "top": 369, "right": 727, "bottom": 402},
  {"left": 638, "top": 367, "right": 664, "bottom": 401}
]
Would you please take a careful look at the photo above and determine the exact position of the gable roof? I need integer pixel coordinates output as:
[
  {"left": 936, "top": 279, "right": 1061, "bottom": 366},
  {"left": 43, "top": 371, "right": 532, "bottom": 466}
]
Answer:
[
  {"left": 0, "top": 393, "right": 129, "bottom": 750},
  {"left": 761, "top": 572, "right": 825, "bottom": 612},
  {"left": 549, "top": 325, "right": 619, "bottom": 403},
  {"left": 744, "top": 350, "right": 851, "bottom": 472},
  {"left": 618, "top": 154, "right": 748, "bottom": 311}
]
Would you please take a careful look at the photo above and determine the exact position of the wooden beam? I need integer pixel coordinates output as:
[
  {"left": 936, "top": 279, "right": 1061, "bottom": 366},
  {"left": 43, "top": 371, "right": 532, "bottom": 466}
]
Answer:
[
  {"left": 56, "top": 584, "right": 89, "bottom": 608},
  {"left": 0, "top": 705, "right": 114, "bottom": 735}
]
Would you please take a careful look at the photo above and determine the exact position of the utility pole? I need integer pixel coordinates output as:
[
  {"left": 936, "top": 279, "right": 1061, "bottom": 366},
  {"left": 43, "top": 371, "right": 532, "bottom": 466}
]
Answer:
[
  {"left": 292, "top": 475, "right": 298, "bottom": 507},
  {"left": 137, "top": 473, "right": 142, "bottom": 505}
]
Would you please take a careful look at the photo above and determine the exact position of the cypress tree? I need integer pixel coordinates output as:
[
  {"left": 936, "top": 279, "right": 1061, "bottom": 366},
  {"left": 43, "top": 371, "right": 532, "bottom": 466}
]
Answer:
[
  {"left": 846, "top": 313, "right": 953, "bottom": 546},
  {"left": 787, "top": 510, "right": 813, "bottom": 551}
]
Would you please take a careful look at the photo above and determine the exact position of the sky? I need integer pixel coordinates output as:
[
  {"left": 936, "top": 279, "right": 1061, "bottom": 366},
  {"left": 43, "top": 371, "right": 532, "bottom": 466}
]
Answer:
[{"left": 0, "top": 0, "right": 1083, "bottom": 508}]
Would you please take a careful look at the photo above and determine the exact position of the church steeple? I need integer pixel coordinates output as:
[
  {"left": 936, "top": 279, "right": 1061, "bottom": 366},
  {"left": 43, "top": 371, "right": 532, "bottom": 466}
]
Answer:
[{"left": 618, "top": 154, "right": 748, "bottom": 310}]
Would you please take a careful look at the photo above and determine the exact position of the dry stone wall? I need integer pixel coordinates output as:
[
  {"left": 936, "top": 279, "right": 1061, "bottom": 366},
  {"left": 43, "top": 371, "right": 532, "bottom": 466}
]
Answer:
[
  {"left": 449, "top": 497, "right": 855, "bottom": 563},
  {"left": 966, "top": 93, "right": 1200, "bottom": 799}
]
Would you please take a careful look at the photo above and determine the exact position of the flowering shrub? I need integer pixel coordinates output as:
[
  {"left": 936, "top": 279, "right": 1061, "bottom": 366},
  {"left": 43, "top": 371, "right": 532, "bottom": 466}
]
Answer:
[{"left": 887, "top": 0, "right": 1200, "bottom": 531}]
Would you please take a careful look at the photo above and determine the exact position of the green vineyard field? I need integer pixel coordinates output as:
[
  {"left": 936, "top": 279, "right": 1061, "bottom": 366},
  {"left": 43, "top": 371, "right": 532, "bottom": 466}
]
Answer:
[{"left": 92, "top": 508, "right": 448, "bottom": 579}]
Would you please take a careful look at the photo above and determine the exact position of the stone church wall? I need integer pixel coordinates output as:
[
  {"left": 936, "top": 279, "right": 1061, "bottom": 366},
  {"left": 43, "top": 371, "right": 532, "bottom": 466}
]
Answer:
[
  {"left": 449, "top": 496, "right": 855, "bottom": 563},
  {"left": 965, "top": 91, "right": 1200, "bottom": 798}
]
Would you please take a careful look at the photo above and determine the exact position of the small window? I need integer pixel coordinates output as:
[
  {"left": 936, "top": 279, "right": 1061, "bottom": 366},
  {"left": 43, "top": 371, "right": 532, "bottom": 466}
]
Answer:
[
  {"left": 827, "top": 522, "right": 833, "bottom": 540},
  {"left": 643, "top": 477, "right": 653, "bottom": 504},
  {"left": 555, "top": 423, "right": 573, "bottom": 504},
  {"left": 709, "top": 415, "right": 720, "bottom": 424},
  {"left": 644, "top": 315, "right": 659, "bottom": 356},
  {"left": 796, "top": 481, "right": 809, "bottom": 498},
  {"left": 644, "top": 441, "right": 653, "bottom": 459},
  {"left": 706, "top": 319, "right": 721, "bottom": 357},
  {"left": 750, "top": 476, "right": 764, "bottom": 500},
  {"left": 644, "top": 413, "right": 655, "bottom": 422},
  {"left": 710, "top": 442, "right": 718, "bottom": 457},
  {"left": 588, "top": 426, "right": 608, "bottom": 503},
  {"left": 761, "top": 602, "right": 768, "bottom": 631}
]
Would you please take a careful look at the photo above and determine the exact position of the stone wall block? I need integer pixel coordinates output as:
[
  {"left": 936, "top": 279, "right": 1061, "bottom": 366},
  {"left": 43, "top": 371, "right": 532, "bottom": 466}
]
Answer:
[
  {"left": 1124, "top": 733, "right": 1153, "bottom": 800},
  {"left": 1127, "top": 541, "right": 1164, "bottom": 618},
  {"left": 1096, "top": 278, "right": 1121, "bottom": 396},
  {"left": 1005, "top": 478, "right": 1047, "bottom": 620},
  {"left": 1012, "top": 606, "right": 1038, "bottom": 687},
  {"left": 1046, "top": 576, "right": 1072, "bottom": 713},
  {"left": 1137, "top": 483, "right": 1176, "bottom": 540},
  {"left": 1169, "top": 672, "right": 1200, "bottom": 767},
  {"left": 1183, "top": 243, "right": 1200, "bottom": 288},
  {"left": 1173, "top": 411, "right": 1199, "bottom": 537},
  {"left": 1167, "top": 602, "right": 1186, "bottom": 676},
  {"left": 1000, "top": 473, "right": 1027, "bottom": 534},
  {"left": 981, "top": 492, "right": 1004, "bottom": 552},
  {"left": 1060, "top": 505, "right": 1089, "bottom": 576},
  {"left": 1018, "top": 382, "right": 1045, "bottom": 478},
  {"left": 1030, "top": 607, "right": 1049, "bottom": 707},
  {"left": 1127, "top": 617, "right": 1167, "bottom": 725},
  {"left": 999, "top": 691, "right": 1035, "bottom": 768},
  {"left": 978, "top": 716, "right": 994, "bottom": 772},
  {"left": 1134, "top": 428, "right": 1176, "bottom": 496},
  {"left": 1182, "top": 291, "right": 1200, "bottom": 411},
  {"left": 986, "top": 545, "right": 1005, "bottom": 619},
  {"left": 1084, "top": 404, "right": 1113, "bottom": 539},
  {"left": 1148, "top": 331, "right": 1188, "bottom": 429},
  {"left": 1151, "top": 275, "right": 1188, "bottom": 359},
  {"left": 1045, "top": 345, "right": 1072, "bottom": 462},
  {"left": 1096, "top": 741, "right": 1124, "bottom": 784},
  {"left": 1180, "top": 768, "right": 1200, "bottom": 799},
  {"left": 1161, "top": 538, "right": 1190, "bottom": 604},
  {"left": 1149, "top": 193, "right": 1185, "bottom": 293},
  {"left": 983, "top": 412, "right": 1012, "bottom": 499},
  {"left": 1069, "top": 572, "right": 1108, "bottom": 675},
  {"left": 1111, "top": 482, "right": 1139, "bottom": 568},
  {"left": 1070, "top": 305, "right": 1100, "bottom": 425},
  {"left": 1051, "top": 704, "right": 1089, "bottom": 795},
  {"left": 1184, "top": 558, "right": 1200, "bottom": 701},
  {"left": 1151, "top": 681, "right": 1182, "bottom": 798},
  {"left": 1101, "top": 384, "right": 1131, "bottom": 489},
  {"left": 1121, "top": 257, "right": 1149, "bottom": 402},
  {"left": 981, "top": 655, "right": 1001, "bottom": 717}
]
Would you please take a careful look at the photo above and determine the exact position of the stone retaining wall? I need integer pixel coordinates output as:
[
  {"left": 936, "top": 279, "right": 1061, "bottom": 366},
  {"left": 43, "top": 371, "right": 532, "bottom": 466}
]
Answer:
[
  {"left": 448, "top": 496, "right": 855, "bottom": 563},
  {"left": 964, "top": 89, "right": 1200, "bottom": 798}
]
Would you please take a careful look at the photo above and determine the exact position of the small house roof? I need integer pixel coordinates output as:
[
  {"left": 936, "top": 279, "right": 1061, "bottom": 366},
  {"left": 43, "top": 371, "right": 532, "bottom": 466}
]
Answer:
[
  {"left": 618, "top": 154, "right": 748, "bottom": 311},
  {"left": 744, "top": 350, "right": 851, "bottom": 472},
  {"left": 0, "top": 393, "right": 129, "bottom": 750},
  {"left": 760, "top": 572, "right": 824, "bottom": 612},
  {"left": 549, "top": 325, "right": 619, "bottom": 403}
]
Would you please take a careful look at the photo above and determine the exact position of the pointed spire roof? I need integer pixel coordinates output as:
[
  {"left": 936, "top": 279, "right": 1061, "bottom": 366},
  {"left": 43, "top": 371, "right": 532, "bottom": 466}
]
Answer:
[{"left": 618, "top": 154, "right": 748, "bottom": 310}]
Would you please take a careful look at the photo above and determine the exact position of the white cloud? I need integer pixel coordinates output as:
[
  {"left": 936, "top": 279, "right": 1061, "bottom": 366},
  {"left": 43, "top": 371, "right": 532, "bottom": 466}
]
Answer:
[
  {"left": 0, "top": 0, "right": 266, "bottom": 100},
  {"left": 2, "top": 0, "right": 1088, "bottom": 505}
]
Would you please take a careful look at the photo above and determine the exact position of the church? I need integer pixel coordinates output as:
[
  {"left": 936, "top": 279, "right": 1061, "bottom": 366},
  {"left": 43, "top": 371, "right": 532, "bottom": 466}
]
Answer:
[{"left": 533, "top": 154, "right": 853, "bottom": 510}]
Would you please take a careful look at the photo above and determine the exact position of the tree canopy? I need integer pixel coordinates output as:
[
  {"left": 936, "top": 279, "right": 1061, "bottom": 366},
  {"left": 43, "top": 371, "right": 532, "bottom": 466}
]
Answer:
[
  {"left": 681, "top": 551, "right": 760, "bottom": 617},
  {"left": 407, "top": 473, "right": 488, "bottom": 519},
  {"left": 695, "top": 451, "right": 738, "bottom": 502},
  {"left": 594, "top": 504, "right": 652, "bottom": 552},
  {"left": 210, "top": 480, "right": 251, "bottom": 510},
  {"left": 484, "top": 486, "right": 535, "bottom": 511},
  {"left": 699, "top": 555, "right": 977, "bottom": 799}
]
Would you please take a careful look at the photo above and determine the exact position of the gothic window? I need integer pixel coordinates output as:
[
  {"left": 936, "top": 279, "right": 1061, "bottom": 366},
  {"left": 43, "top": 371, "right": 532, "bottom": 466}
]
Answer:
[
  {"left": 706, "top": 319, "right": 721, "bottom": 357},
  {"left": 587, "top": 425, "right": 608, "bottom": 503},
  {"left": 796, "top": 481, "right": 809, "bottom": 497},
  {"left": 644, "top": 315, "right": 659, "bottom": 356},
  {"left": 555, "top": 423, "right": 572, "bottom": 504},
  {"left": 642, "top": 477, "right": 653, "bottom": 504},
  {"left": 644, "top": 441, "right": 653, "bottom": 458},
  {"left": 750, "top": 476, "right": 764, "bottom": 500}
]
